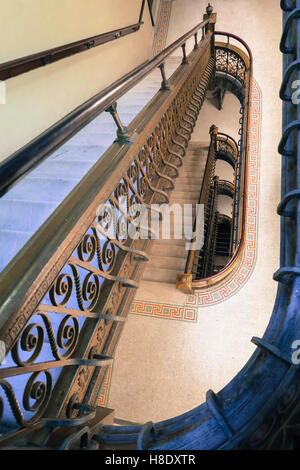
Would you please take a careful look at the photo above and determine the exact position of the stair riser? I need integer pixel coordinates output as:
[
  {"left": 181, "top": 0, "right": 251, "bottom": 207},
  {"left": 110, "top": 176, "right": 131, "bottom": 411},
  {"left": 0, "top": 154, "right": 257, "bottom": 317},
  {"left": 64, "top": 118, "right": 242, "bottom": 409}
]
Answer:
[
  {"left": 142, "top": 268, "right": 180, "bottom": 283},
  {"left": 180, "top": 170, "right": 205, "bottom": 176},
  {"left": 173, "top": 184, "right": 201, "bottom": 192},
  {"left": 151, "top": 245, "right": 189, "bottom": 258},
  {"left": 0, "top": 57, "right": 184, "bottom": 276},
  {"left": 145, "top": 256, "right": 187, "bottom": 271}
]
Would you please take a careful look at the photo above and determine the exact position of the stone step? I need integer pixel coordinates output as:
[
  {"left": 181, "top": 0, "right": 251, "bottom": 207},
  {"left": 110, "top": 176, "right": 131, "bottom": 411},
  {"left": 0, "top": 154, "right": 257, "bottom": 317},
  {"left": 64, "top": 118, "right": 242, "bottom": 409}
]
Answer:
[
  {"left": 169, "top": 190, "right": 199, "bottom": 199},
  {"left": 180, "top": 170, "right": 206, "bottom": 177},
  {"left": 175, "top": 180, "right": 203, "bottom": 187},
  {"left": 152, "top": 228, "right": 196, "bottom": 240},
  {"left": 170, "top": 197, "right": 199, "bottom": 205},
  {"left": 182, "top": 155, "right": 206, "bottom": 162},
  {"left": 153, "top": 238, "right": 187, "bottom": 247},
  {"left": 150, "top": 244, "right": 189, "bottom": 258},
  {"left": 142, "top": 266, "right": 181, "bottom": 283},
  {"left": 146, "top": 255, "right": 187, "bottom": 271},
  {"left": 181, "top": 159, "right": 206, "bottom": 166},
  {"left": 180, "top": 165, "right": 206, "bottom": 173},
  {"left": 185, "top": 159, "right": 206, "bottom": 164},
  {"left": 173, "top": 183, "right": 201, "bottom": 192},
  {"left": 179, "top": 161, "right": 204, "bottom": 167}
]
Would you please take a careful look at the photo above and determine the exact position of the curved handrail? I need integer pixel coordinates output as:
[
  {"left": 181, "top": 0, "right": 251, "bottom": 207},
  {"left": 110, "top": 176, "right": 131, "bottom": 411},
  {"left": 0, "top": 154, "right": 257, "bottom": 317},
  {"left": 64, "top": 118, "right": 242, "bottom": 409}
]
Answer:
[
  {"left": 279, "top": 58, "right": 300, "bottom": 101},
  {"left": 0, "top": 17, "right": 210, "bottom": 197},
  {"left": 281, "top": 0, "right": 294, "bottom": 11},
  {"left": 280, "top": 8, "right": 300, "bottom": 53},
  {"left": 179, "top": 126, "right": 238, "bottom": 286},
  {"left": 218, "top": 180, "right": 234, "bottom": 197},
  {"left": 216, "top": 132, "right": 239, "bottom": 167},
  {"left": 216, "top": 132, "right": 239, "bottom": 156},
  {"left": 177, "top": 33, "right": 251, "bottom": 291},
  {"left": 215, "top": 31, "right": 253, "bottom": 66},
  {"left": 190, "top": 31, "right": 253, "bottom": 289},
  {"left": 96, "top": 6, "right": 300, "bottom": 450}
]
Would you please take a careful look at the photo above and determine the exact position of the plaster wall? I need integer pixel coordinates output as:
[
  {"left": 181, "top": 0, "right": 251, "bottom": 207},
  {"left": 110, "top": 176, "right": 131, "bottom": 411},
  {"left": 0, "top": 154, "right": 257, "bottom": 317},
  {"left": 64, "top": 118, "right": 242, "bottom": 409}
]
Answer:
[{"left": 0, "top": 0, "right": 154, "bottom": 160}]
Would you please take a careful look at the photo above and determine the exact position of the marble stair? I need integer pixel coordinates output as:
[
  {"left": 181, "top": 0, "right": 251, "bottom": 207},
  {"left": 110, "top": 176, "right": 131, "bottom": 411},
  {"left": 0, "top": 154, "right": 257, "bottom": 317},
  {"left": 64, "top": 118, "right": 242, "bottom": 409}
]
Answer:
[{"left": 141, "top": 143, "right": 208, "bottom": 284}]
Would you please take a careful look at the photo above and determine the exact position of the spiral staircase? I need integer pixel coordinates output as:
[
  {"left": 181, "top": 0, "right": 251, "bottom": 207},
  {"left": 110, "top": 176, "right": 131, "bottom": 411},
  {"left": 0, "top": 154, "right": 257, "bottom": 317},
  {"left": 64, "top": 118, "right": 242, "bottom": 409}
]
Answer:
[{"left": 0, "top": 2, "right": 300, "bottom": 451}]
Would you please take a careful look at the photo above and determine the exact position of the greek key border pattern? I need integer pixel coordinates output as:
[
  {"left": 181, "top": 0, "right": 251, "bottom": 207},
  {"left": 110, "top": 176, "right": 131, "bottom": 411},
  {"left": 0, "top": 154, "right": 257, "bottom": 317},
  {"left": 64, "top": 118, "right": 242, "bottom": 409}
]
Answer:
[
  {"left": 152, "top": 0, "right": 173, "bottom": 56},
  {"left": 102, "top": 80, "right": 261, "bottom": 407},
  {"left": 197, "top": 78, "right": 261, "bottom": 306},
  {"left": 132, "top": 78, "right": 261, "bottom": 312},
  {"left": 130, "top": 301, "right": 197, "bottom": 322},
  {"left": 98, "top": 365, "right": 113, "bottom": 406}
]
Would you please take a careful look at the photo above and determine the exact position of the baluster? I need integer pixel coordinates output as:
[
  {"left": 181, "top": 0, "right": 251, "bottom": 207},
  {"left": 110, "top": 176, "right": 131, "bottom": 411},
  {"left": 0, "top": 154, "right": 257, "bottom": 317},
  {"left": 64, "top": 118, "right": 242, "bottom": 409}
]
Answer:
[
  {"left": 181, "top": 43, "right": 188, "bottom": 65},
  {"left": 158, "top": 62, "right": 170, "bottom": 90},
  {"left": 226, "top": 36, "right": 230, "bottom": 74},
  {"left": 194, "top": 32, "right": 198, "bottom": 50},
  {"left": 105, "top": 102, "right": 130, "bottom": 143}
]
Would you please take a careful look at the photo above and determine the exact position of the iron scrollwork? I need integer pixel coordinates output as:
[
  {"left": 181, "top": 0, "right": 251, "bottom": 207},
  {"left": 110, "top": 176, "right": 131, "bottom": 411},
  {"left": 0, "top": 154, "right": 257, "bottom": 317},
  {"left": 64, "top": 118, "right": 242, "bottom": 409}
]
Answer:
[
  {"left": 0, "top": 37, "right": 215, "bottom": 447},
  {"left": 216, "top": 46, "right": 246, "bottom": 87}
]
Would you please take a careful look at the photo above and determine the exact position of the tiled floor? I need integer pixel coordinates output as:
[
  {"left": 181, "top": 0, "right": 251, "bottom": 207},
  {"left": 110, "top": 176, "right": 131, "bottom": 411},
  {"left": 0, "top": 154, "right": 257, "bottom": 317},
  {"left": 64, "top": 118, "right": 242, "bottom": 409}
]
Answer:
[{"left": 105, "top": 1, "right": 282, "bottom": 423}]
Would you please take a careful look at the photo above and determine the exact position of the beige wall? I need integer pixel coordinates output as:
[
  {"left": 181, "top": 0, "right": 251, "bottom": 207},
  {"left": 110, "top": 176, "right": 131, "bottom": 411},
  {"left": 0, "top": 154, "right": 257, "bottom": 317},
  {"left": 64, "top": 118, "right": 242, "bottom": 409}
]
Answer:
[
  {"left": 215, "top": 160, "right": 235, "bottom": 183},
  {"left": 0, "top": 0, "right": 154, "bottom": 160},
  {"left": 218, "top": 195, "right": 233, "bottom": 218}
]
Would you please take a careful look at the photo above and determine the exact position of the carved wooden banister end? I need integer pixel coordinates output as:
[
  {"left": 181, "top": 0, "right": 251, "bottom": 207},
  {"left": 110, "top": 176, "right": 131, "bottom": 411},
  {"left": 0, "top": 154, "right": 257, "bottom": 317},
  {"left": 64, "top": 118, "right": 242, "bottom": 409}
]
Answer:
[
  {"left": 209, "top": 124, "right": 219, "bottom": 135},
  {"left": 176, "top": 273, "right": 193, "bottom": 293}
]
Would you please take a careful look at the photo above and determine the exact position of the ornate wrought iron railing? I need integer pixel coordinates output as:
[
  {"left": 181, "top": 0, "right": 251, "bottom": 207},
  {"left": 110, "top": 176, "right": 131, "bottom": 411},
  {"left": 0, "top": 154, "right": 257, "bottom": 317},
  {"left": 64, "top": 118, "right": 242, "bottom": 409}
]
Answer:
[
  {"left": 215, "top": 41, "right": 247, "bottom": 88},
  {"left": 90, "top": 1, "right": 300, "bottom": 450},
  {"left": 218, "top": 180, "right": 235, "bottom": 198},
  {"left": 177, "top": 31, "right": 252, "bottom": 292},
  {"left": 213, "top": 212, "right": 233, "bottom": 261},
  {"left": 177, "top": 126, "right": 239, "bottom": 291},
  {"left": 201, "top": 176, "right": 220, "bottom": 278},
  {"left": 176, "top": 126, "right": 218, "bottom": 290},
  {"left": 0, "top": 7, "right": 216, "bottom": 448},
  {"left": 214, "top": 132, "right": 239, "bottom": 252}
]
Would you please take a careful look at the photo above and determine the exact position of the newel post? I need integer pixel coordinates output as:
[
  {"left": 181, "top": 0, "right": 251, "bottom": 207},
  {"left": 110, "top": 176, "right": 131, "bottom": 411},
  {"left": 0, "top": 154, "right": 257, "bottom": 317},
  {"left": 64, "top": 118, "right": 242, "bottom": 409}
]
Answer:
[
  {"left": 209, "top": 124, "right": 218, "bottom": 150},
  {"left": 176, "top": 273, "right": 193, "bottom": 294}
]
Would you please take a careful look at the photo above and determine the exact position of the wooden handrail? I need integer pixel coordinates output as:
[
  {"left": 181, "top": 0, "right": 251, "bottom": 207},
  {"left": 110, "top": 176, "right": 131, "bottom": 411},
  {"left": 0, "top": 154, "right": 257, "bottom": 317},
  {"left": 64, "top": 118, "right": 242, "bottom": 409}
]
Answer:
[
  {"left": 0, "top": 0, "right": 157, "bottom": 81},
  {"left": 0, "top": 18, "right": 210, "bottom": 197},
  {"left": 0, "top": 0, "right": 156, "bottom": 83},
  {"left": 0, "top": 22, "right": 144, "bottom": 81}
]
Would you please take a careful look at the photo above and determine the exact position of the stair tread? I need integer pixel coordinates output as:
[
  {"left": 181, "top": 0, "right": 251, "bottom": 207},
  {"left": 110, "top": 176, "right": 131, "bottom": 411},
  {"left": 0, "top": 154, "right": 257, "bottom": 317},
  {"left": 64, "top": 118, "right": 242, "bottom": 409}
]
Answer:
[{"left": 0, "top": 55, "right": 204, "bottom": 275}]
